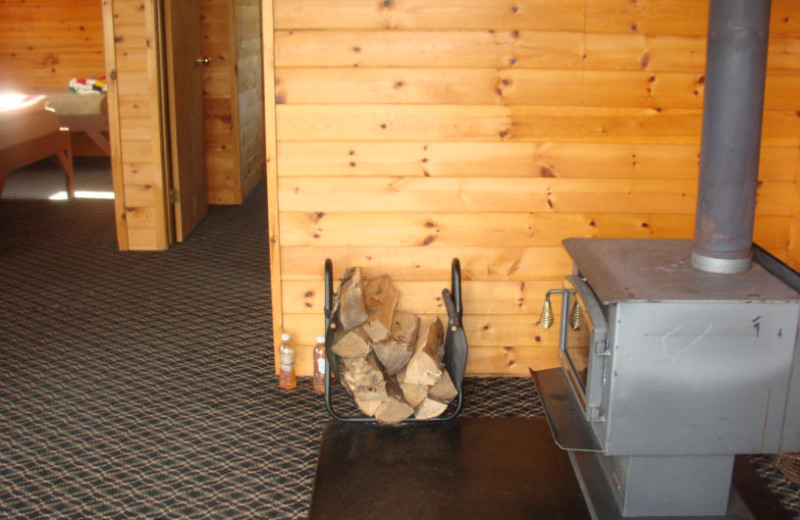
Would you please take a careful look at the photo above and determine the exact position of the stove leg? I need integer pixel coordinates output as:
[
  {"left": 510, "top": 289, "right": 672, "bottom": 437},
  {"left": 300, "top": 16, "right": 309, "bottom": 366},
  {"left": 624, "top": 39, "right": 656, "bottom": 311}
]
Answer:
[{"left": 569, "top": 451, "right": 754, "bottom": 519}]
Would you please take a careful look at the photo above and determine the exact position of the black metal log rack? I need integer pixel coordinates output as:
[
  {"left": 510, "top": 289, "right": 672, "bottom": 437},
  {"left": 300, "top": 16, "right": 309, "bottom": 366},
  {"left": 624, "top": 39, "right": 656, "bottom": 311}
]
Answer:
[{"left": 322, "top": 258, "right": 468, "bottom": 422}]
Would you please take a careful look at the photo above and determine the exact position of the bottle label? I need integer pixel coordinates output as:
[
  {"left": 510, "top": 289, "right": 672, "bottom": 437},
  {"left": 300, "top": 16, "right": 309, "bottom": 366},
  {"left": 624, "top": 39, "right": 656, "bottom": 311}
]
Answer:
[{"left": 316, "top": 357, "right": 326, "bottom": 374}]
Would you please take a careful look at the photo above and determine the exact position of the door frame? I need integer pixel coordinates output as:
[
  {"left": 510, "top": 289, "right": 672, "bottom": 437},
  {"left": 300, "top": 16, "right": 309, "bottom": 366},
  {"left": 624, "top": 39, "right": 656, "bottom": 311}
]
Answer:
[{"left": 102, "top": 0, "right": 208, "bottom": 250}]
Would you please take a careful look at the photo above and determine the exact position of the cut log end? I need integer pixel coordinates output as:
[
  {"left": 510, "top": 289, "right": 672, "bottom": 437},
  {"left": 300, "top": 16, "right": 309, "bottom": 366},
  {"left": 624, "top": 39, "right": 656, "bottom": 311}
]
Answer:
[
  {"left": 339, "top": 354, "right": 387, "bottom": 403},
  {"left": 372, "top": 339, "right": 413, "bottom": 376},
  {"left": 338, "top": 267, "right": 369, "bottom": 330},
  {"left": 375, "top": 396, "right": 414, "bottom": 424},
  {"left": 403, "top": 316, "right": 444, "bottom": 387},
  {"left": 414, "top": 398, "right": 449, "bottom": 420},
  {"left": 428, "top": 369, "right": 458, "bottom": 403},
  {"left": 332, "top": 327, "right": 371, "bottom": 358},
  {"left": 355, "top": 396, "right": 384, "bottom": 417},
  {"left": 362, "top": 275, "right": 399, "bottom": 342}
]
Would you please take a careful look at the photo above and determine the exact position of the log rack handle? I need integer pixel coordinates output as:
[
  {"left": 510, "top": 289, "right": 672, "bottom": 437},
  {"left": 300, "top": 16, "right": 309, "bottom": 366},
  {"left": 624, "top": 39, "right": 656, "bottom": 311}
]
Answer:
[{"left": 451, "top": 258, "right": 462, "bottom": 318}]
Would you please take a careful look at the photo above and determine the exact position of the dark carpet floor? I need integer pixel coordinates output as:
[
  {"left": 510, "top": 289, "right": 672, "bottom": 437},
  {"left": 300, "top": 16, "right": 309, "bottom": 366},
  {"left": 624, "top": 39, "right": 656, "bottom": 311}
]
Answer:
[{"left": 1, "top": 180, "right": 798, "bottom": 519}]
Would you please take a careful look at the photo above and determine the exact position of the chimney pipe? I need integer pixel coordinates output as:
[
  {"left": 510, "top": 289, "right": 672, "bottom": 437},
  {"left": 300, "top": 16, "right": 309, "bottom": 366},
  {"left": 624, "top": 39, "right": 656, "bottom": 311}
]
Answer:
[{"left": 691, "top": 0, "right": 771, "bottom": 274}]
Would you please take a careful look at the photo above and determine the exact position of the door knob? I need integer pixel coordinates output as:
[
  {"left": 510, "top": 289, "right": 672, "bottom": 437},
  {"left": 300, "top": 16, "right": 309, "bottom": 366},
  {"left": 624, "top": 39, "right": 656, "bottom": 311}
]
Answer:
[{"left": 196, "top": 56, "right": 211, "bottom": 65}]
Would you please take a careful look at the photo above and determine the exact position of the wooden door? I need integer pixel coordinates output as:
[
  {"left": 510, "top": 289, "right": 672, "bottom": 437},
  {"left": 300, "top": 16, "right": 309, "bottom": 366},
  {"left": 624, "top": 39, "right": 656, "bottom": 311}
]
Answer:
[{"left": 162, "top": 0, "right": 208, "bottom": 242}]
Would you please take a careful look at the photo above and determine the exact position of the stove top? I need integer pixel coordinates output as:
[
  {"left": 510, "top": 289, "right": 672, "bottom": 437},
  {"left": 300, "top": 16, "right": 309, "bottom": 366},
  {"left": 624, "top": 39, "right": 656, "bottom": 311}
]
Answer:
[{"left": 563, "top": 238, "right": 800, "bottom": 304}]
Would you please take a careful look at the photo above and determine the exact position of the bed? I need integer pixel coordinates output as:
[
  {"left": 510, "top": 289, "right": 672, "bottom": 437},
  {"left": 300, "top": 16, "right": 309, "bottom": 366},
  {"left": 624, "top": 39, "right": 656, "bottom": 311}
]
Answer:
[
  {"left": 44, "top": 89, "right": 110, "bottom": 156},
  {"left": 0, "top": 93, "right": 74, "bottom": 199}
]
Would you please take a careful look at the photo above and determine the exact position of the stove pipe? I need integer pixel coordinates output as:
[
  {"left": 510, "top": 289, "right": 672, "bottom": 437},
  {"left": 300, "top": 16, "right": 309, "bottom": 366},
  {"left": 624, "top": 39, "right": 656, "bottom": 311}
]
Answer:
[{"left": 691, "top": 0, "right": 772, "bottom": 274}]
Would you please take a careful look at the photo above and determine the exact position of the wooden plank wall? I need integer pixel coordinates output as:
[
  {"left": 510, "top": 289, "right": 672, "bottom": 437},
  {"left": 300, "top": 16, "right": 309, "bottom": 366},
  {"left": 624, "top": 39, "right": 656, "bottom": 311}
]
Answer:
[
  {"left": 202, "top": 0, "right": 264, "bottom": 205},
  {"left": 103, "top": 0, "right": 170, "bottom": 250},
  {"left": 201, "top": 0, "right": 242, "bottom": 205},
  {"left": 265, "top": 0, "right": 800, "bottom": 376},
  {"left": 237, "top": 0, "right": 266, "bottom": 199},
  {"left": 0, "top": 0, "right": 105, "bottom": 92}
]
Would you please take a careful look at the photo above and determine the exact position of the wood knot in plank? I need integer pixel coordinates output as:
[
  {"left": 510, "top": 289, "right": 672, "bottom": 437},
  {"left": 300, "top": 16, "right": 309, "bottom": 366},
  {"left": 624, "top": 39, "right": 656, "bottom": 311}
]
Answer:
[{"left": 538, "top": 166, "right": 556, "bottom": 178}]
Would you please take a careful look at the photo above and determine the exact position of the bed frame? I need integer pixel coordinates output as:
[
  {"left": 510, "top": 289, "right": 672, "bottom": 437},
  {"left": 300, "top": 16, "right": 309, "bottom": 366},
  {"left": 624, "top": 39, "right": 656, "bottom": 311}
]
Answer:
[
  {"left": 58, "top": 114, "right": 110, "bottom": 156},
  {"left": 0, "top": 128, "right": 74, "bottom": 199}
]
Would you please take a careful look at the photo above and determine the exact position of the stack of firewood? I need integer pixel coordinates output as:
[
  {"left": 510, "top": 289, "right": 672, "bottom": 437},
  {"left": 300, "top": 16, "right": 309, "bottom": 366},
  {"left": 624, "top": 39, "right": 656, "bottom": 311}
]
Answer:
[{"left": 331, "top": 267, "right": 458, "bottom": 423}]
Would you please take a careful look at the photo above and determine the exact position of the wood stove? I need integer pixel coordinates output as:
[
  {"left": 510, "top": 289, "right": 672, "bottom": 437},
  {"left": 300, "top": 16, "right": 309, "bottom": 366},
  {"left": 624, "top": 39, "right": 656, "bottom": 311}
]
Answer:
[{"left": 533, "top": 238, "right": 800, "bottom": 518}]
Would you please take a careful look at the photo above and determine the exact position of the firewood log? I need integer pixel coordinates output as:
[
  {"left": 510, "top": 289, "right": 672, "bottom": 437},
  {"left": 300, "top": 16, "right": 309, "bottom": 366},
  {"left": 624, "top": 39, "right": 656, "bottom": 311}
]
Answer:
[
  {"left": 354, "top": 396, "right": 384, "bottom": 417},
  {"left": 414, "top": 398, "right": 449, "bottom": 420},
  {"left": 371, "top": 310, "right": 420, "bottom": 375},
  {"left": 403, "top": 316, "right": 444, "bottom": 387},
  {"left": 390, "top": 310, "right": 420, "bottom": 346},
  {"left": 331, "top": 326, "right": 371, "bottom": 358},
  {"left": 339, "top": 353, "right": 387, "bottom": 403},
  {"left": 338, "top": 267, "right": 368, "bottom": 330},
  {"left": 362, "top": 275, "right": 399, "bottom": 342},
  {"left": 372, "top": 338, "right": 413, "bottom": 376},
  {"left": 428, "top": 369, "right": 458, "bottom": 403},
  {"left": 375, "top": 395, "right": 414, "bottom": 424},
  {"left": 374, "top": 377, "right": 414, "bottom": 424},
  {"left": 396, "top": 367, "right": 429, "bottom": 408}
]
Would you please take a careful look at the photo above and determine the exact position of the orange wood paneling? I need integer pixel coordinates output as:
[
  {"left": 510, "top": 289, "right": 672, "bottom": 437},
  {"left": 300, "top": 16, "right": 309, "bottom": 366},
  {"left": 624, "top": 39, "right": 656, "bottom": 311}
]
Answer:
[{"left": 264, "top": 0, "right": 800, "bottom": 376}]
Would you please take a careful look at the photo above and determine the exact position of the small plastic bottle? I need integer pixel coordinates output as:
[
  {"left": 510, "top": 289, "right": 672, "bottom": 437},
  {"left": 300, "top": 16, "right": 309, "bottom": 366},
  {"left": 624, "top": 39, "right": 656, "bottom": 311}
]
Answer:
[
  {"left": 278, "top": 333, "right": 296, "bottom": 390},
  {"left": 313, "top": 335, "right": 326, "bottom": 393}
]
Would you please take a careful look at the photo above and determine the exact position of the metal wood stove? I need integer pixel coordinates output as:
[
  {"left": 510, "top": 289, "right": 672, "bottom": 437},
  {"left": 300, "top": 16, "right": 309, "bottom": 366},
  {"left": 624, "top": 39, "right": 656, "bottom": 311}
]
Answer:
[{"left": 533, "top": 238, "right": 800, "bottom": 518}]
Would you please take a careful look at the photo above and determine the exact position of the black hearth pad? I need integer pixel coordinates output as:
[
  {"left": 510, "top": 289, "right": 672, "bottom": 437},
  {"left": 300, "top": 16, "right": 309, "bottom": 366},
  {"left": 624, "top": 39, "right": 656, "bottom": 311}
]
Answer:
[
  {"left": 308, "top": 417, "right": 794, "bottom": 520},
  {"left": 308, "top": 417, "right": 589, "bottom": 520}
]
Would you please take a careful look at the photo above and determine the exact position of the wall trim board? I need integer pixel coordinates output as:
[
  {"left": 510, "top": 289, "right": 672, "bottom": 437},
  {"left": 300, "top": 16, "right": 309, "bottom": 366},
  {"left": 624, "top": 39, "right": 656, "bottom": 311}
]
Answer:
[
  {"left": 101, "top": 0, "right": 129, "bottom": 250},
  {"left": 262, "top": 0, "right": 283, "bottom": 368}
]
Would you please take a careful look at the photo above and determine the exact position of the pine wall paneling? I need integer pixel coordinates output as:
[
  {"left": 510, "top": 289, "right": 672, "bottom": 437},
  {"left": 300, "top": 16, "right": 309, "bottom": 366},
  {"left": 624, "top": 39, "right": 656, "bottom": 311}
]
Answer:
[
  {"left": 201, "top": 0, "right": 264, "bottom": 205},
  {"left": 237, "top": 0, "right": 266, "bottom": 199},
  {"left": 103, "top": 0, "right": 170, "bottom": 250},
  {"left": 0, "top": 0, "right": 105, "bottom": 91},
  {"left": 201, "top": 0, "right": 242, "bottom": 204},
  {"left": 264, "top": 0, "right": 800, "bottom": 375}
]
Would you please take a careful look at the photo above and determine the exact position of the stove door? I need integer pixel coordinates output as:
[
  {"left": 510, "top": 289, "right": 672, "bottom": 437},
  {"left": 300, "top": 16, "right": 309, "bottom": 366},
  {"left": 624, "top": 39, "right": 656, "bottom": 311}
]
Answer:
[{"left": 561, "top": 276, "right": 608, "bottom": 421}]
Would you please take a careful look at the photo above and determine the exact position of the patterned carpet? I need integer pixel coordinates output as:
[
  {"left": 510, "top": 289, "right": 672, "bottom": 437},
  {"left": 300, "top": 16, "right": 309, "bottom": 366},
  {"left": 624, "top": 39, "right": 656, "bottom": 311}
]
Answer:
[{"left": 1, "top": 181, "right": 798, "bottom": 519}]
